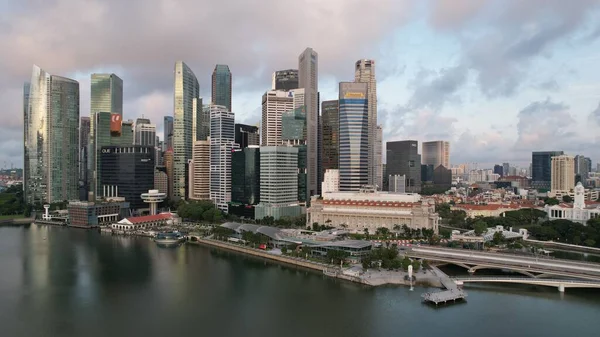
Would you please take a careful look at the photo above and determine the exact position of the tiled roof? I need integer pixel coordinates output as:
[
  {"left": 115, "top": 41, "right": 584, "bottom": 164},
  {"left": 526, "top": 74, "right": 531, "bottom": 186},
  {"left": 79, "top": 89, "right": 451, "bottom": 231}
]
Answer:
[
  {"left": 454, "top": 204, "right": 520, "bottom": 211},
  {"left": 126, "top": 213, "right": 172, "bottom": 224}
]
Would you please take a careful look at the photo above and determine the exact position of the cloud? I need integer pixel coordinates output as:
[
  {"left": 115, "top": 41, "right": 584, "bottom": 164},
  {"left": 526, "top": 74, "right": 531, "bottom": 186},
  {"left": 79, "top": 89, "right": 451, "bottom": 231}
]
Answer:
[
  {"left": 407, "top": 65, "right": 468, "bottom": 110},
  {"left": 589, "top": 102, "right": 600, "bottom": 125}
]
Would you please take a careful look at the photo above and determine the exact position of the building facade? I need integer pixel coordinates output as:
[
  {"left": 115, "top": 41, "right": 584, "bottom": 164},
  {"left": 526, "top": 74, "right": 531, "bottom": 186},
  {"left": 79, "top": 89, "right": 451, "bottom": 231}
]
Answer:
[
  {"left": 307, "top": 190, "right": 439, "bottom": 234},
  {"left": 189, "top": 140, "right": 210, "bottom": 200},
  {"left": 321, "top": 100, "right": 339, "bottom": 173},
  {"left": 173, "top": 61, "right": 200, "bottom": 199},
  {"left": 272, "top": 69, "right": 299, "bottom": 91},
  {"left": 322, "top": 169, "right": 339, "bottom": 194},
  {"left": 154, "top": 167, "right": 168, "bottom": 195},
  {"left": 545, "top": 183, "right": 600, "bottom": 224},
  {"left": 79, "top": 116, "right": 91, "bottom": 200},
  {"left": 574, "top": 155, "right": 592, "bottom": 185},
  {"left": 389, "top": 174, "right": 406, "bottom": 193},
  {"left": 550, "top": 155, "right": 575, "bottom": 196},
  {"left": 68, "top": 200, "right": 129, "bottom": 228},
  {"left": 211, "top": 64, "right": 232, "bottom": 111},
  {"left": 210, "top": 105, "right": 237, "bottom": 212},
  {"left": 99, "top": 145, "right": 155, "bottom": 210},
  {"left": 261, "top": 89, "right": 304, "bottom": 146},
  {"left": 532, "top": 151, "right": 564, "bottom": 190},
  {"left": 421, "top": 141, "right": 450, "bottom": 169},
  {"left": 24, "top": 65, "right": 80, "bottom": 204},
  {"left": 234, "top": 123, "right": 259, "bottom": 149},
  {"left": 164, "top": 149, "right": 174, "bottom": 199},
  {"left": 338, "top": 82, "right": 369, "bottom": 191},
  {"left": 386, "top": 140, "right": 421, "bottom": 193},
  {"left": 134, "top": 118, "right": 156, "bottom": 146},
  {"left": 231, "top": 146, "right": 260, "bottom": 212},
  {"left": 298, "top": 48, "right": 319, "bottom": 200},
  {"left": 164, "top": 116, "right": 174, "bottom": 150}
]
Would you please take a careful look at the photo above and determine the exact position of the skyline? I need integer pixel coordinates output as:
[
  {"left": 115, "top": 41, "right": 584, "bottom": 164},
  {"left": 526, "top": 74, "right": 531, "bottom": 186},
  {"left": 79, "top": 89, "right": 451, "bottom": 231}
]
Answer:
[{"left": 3, "top": 0, "right": 600, "bottom": 168}]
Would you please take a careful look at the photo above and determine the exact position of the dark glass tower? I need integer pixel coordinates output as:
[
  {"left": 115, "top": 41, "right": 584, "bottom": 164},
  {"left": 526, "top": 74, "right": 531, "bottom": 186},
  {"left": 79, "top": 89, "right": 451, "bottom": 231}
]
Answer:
[
  {"left": 532, "top": 151, "right": 564, "bottom": 189},
  {"left": 234, "top": 123, "right": 259, "bottom": 149},
  {"left": 321, "top": 100, "right": 339, "bottom": 172},
  {"left": 211, "top": 65, "right": 232, "bottom": 111},
  {"left": 386, "top": 140, "right": 421, "bottom": 193},
  {"left": 273, "top": 69, "right": 299, "bottom": 91}
]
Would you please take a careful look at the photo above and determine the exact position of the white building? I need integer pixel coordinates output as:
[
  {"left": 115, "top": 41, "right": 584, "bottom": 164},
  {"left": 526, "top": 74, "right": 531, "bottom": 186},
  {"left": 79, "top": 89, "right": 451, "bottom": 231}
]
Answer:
[
  {"left": 189, "top": 139, "right": 210, "bottom": 200},
  {"left": 307, "top": 189, "right": 439, "bottom": 234},
  {"left": 545, "top": 183, "right": 600, "bottom": 224},
  {"left": 261, "top": 89, "right": 304, "bottom": 146},
  {"left": 550, "top": 155, "right": 575, "bottom": 197},
  {"left": 210, "top": 105, "right": 237, "bottom": 212},
  {"left": 389, "top": 174, "right": 406, "bottom": 193},
  {"left": 322, "top": 169, "right": 339, "bottom": 194},
  {"left": 134, "top": 121, "right": 156, "bottom": 146}
]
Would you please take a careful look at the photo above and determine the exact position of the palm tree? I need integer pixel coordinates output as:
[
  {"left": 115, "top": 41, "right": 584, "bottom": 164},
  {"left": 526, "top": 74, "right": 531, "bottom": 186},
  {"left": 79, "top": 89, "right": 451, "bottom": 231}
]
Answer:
[{"left": 393, "top": 224, "right": 401, "bottom": 238}]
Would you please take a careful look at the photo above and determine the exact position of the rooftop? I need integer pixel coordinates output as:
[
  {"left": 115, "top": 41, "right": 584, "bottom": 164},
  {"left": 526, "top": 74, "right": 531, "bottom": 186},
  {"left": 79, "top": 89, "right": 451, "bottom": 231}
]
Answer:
[{"left": 125, "top": 212, "right": 173, "bottom": 224}]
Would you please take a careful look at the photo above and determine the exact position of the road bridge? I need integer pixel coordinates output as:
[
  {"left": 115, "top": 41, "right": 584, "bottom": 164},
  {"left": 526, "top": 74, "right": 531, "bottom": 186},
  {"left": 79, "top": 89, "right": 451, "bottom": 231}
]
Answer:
[
  {"left": 407, "top": 246, "right": 600, "bottom": 281},
  {"left": 452, "top": 277, "right": 600, "bottom": 292}
]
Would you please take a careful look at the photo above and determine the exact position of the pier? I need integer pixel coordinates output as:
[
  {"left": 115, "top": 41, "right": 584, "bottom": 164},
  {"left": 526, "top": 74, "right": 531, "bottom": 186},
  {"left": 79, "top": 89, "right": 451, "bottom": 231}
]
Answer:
[{"left": 422, "top": 266, "right": 468, "bottom": 306}]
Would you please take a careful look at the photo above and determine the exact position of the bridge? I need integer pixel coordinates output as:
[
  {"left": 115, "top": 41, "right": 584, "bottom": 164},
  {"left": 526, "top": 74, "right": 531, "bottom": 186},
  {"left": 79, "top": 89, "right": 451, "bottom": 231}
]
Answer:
[
  {"left": 452, "top": 277, "right": 600, "bottom": 292},
  {"left": 406, "top": 246, "right": 600, "bottom": 281}
]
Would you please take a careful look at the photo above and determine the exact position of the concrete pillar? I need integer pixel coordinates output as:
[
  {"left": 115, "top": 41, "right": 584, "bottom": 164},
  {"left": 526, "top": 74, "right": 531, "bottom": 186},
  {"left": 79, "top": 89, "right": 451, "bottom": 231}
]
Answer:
[{"left": 558, "top": 284, "right": 565, "bottom": 293}]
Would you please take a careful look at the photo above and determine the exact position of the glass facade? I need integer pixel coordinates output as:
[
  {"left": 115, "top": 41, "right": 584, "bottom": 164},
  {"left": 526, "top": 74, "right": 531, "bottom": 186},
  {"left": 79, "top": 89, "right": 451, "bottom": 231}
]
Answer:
[
  {"left": 211, "top": 65, "right": 232, "bottom": 111},
  {"left": 532, "top": 151, "right": 564, "bottom": 186},
  {"left": 99, "top": 146, "right": 155, "bottom": 210},
  {"left": 24, "top": 65, "right": 80, "bottom": 204},
  {"left": 231, "top": 147, "right": 260, "bottom": 205},
  {"left": 173, "top": 61, "right": 200, "bottom": 199},
  {"left": 210, "top": 105, "right": 236, "bottom": 212},
  {"left": 338, "top": 82, "right": 368, "bottom": 192},
  {"left": 298, "top": 48, "right": 318, "bottom": 199},
  {"left": 163, "top": 116, "right": 174, "bottom": 149},
  {"left": 281, "top": 106, "right": 307, "bottom": 202},
  {"left": 234, "top": 123, "right": 259, "bottom": 148},
  {"left": 387, "top": 141, "right": 421, "bottom": 193},
  {"left": 273, "top": 69, "right": 299, "bottom": 91},
  {"left": 321, "top": 100, "right": 339, "bottom": 172}
]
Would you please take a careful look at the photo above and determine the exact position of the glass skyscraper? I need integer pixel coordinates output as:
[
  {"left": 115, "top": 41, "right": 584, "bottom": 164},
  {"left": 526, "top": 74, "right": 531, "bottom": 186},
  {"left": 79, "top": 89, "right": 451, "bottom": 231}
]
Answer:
[
  {"left": 163, "top": 116, "right": 174, "bottom": 149},
  {"left": 338, "top": 82, "right": 369, "bottom": 192},
  {"left": 24, "top": 65, "right": 80, "bottom": 204},
  {"left": 321, "top": 100, "right": 339, "bottom": 172},
  {"left": 298, "top": 48, "right": 319, "bottom": 199},
  {"left": 209, "top": 105, "right": 237, "bottom": 212},
  {"left": 173, "top": 61, "right": 200, "bottom": 199},
  {"left": 211, "top": 65, "right": 232, "bottom": 111},
  {"left": 282, "top": 106, "right": 307, "bottom": 203}
]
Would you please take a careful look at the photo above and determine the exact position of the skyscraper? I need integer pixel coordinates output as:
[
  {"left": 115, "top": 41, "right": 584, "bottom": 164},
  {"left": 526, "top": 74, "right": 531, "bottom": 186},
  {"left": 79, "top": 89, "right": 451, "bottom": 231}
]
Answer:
[
  {"left": 272, "top": 69, "right": 299, "bottom": 91},
  {"left": 386, "top": 140, "right": 421, "bottom": 193},
  {"left": 551, "top": 155, "right": 575, "bottom": 193},
  {"left": 24, "top": 65, "right": 80, "bottom": 204},
  {"left": 163, "top": 116, "right": 174, "bottom": 149},
  {"left": 134, "top": 118, "right": 156, "bottom": 146},
  {"left": 231, "top": 147, "right": 260, "bottom": 205},
  {"left": 298, "top": 48, "right": 318, "bottom": 198},
  {"left": 79, "top": 117, "right": 91, "bottom": 199},
  {"left": 574, "top": 155, "right": 592, "bottom": 185},
  {"left": 261, "top": 89, "right": 304, "bottom": 146},
  {"left": 375, "top": 125, "right": 383, "bottom": 189},
  {"left": 422, "top": 141, "right": 450, "bottom": 169},
  {"left": 211, "top": 65, "right": 232, "bottom": 111},
  {"left": 532, "top": 151, "right": 564, "bottom": 190},
  {"left": 321, "top": 100, "right": 339, "bottom": 173},
  {"left": 502, "top": 162, "right": 510, "bottom": 177},
  {"left": 338, "top": 82, "right": 369, "bottom": 191},
  {"left": 282, "top": 105, "right": 308, "bottom": 203},
  {"left": 354, "top": 59, "right": 380, "bottom": 188},
  {"left": 234, "top": 123, "right": 259, "bottom": 148},
  {"left": 173, "top": 61, "right": 200, "bottom": 199},
  {"left": 209, "top": 105, "right": 237, "bottom": 212},
  {"left": 189, "top": 140, "right": 210, "bottom": 200}
]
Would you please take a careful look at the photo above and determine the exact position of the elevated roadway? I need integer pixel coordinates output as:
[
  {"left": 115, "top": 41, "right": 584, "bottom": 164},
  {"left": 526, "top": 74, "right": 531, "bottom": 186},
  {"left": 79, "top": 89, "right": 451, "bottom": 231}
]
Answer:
[{"left": 452, "top": 277, "right": 600, "bottom": 292}]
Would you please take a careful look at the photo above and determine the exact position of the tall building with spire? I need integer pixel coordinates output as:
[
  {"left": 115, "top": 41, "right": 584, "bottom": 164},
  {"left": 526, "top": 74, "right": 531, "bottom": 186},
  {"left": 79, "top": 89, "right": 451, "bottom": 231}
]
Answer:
[
  {"left": 354, "top": 59, "right": 380, "bottom": 188},
  {"left": 211, "top": 65, "right": 232, "bottom": 111},
  {"left": 173, "top": 61, "right": 200, "bottom": 199},
  {"left": 298, "top": 48, "right": 319, "bottom": 199},
  {"left": 24, "top": 65, "right": 80, "bottom": 204}
]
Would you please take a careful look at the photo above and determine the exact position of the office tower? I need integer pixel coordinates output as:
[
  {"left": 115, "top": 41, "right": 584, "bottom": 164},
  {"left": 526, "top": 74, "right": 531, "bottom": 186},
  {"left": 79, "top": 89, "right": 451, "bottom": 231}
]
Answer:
[
  {"left": 375, "top": 125, "right": 383, "bottom": 189},
  {"left": 255, "top": 146, "right": 301, "bottom": 220},
  {"left": 338, "top": 82, "right": 369, "bottom": 191},
  {"left": 192, "top": 97, "right": 203, "bottom": 142},
  {"left": 422, "top": 141, "right": 450, "bottom": 169},
  {"left": 321, "top": 100, "right": 339, "bottom": 173},
  {"left": 532, "top": 151, "right": 564, "bottom": 189},
  {"left": 154, "top": 166, "right": 168, "bottom": 195},
  {"left": 386, "top": 140, "right": 421, "bottom": 193},
  {"left": 134, "top": 118, "right": 156, "bottom": 146},
  {"left": 298, "top": 47, "right": 318, "bottom": 199},
  {"left": 322, "top": 169, "right": 339, "bottom": 193},
  {"left": 502, "top": 162, "right": 510, "bottom": 176},
  {"left": 164, "top": 149, "right": 174, "bottom": 199},
  {"left": 433, "top": 165, "right": 452, "bottom": 187},
  {"left": 23, "top": 65, "right": 80, "bottom": 204},
  {"left": 389, "top": 175, "right": 406, "bottom": 193},
  {"left": 231, "top": 146, "right": 260, "bottom": 205},
  {"left": 79, "top": 117, "right": 91, "bottom": 200},
  {"left": 421, "top": 164, "right": 434, "bottom": 182},
  {"left": 261, "top": 89, "right": 304, "bottom": 146},
  {"left": 210, "top": 105, "right": 237, "bottom": 212},
  {"left": 574, "top": 155, "right": 592, "bottom": 185},
  {"left": 493, "top": 164, "right": 503, "bottom": 177},
  {"left": 551, "top": 155, "right": 575, "bottom": 193},
  {"left": 189, "top": 140, "right": 210, "bottom": 200},
  {"left": 119, "top": 120, "right": 134, "bottom": 145},
  {"left": 282, "top": 105, "right": 307, "bottom": 203},
  {"left": 234, "top": 123, "right": 259, "bottom": 148},
  {"left": 164, "top": 116, "right": 174, "bottom": 149},
  {"left": 317, "top": 102, "right": 323, "bottom": 196},
  {"left": 173, "top": 61, "right": 200, "bottom": 199},
  {"left": 211, "top": 65, "right": 232, "bottom": 111},
  {"left": 99, "top": 145, "right": 155, "bottom": 210},
  {"left": 272, "top": 69, "right": 299, "bottom": 91},
  {"left": 198, "top": 104, "right": 211, "bottom": 141},
  {"left": 354, "top": 59, "right": 379, "bottom": 188}
]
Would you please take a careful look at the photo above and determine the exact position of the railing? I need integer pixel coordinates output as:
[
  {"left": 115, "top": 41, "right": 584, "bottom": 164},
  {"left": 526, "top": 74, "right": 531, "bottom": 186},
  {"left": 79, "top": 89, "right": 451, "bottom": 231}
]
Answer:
[{"left": 452, "top": 277, "right": 600, "bottom": 285}]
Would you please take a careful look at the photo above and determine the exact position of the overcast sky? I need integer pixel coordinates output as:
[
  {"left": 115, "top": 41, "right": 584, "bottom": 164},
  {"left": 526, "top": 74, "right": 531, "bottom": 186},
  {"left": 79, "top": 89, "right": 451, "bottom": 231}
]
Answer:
[{"left": 2, "top": 0, "right": 600, "bottom": 169}]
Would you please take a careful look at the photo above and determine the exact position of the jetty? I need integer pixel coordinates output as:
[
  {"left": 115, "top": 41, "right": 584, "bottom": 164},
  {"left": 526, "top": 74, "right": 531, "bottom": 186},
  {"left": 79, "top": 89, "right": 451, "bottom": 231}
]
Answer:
[{"left": 422, "top": 266, "right": 467, "bottom": 306}]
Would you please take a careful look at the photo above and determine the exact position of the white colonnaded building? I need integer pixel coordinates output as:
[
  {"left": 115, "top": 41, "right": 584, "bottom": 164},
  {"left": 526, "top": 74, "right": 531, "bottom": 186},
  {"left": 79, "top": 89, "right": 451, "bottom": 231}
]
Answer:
[{"left": 545, "top": 182, "right": 600, "bottom": 224}]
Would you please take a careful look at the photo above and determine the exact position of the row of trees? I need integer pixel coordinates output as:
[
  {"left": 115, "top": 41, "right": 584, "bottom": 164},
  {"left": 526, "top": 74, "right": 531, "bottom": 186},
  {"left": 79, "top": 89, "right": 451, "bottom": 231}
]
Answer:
[
  {"left": 177, "top": 200, "right": 223, "bottom": 223},
  {"left": 360, "top": 247, "right": 422, "bottom": 271},
  {"left": 0, "top": 185, "right": 26, "bottom": 216},
  {"left": 436, "top": 202, "right": 546, "bottom": 231},
  {"left": 528, "top": 218, "right": 600, "bottom": 247},
  {"left": 260, "top": 215, "right": 306, "bottom": 228}
]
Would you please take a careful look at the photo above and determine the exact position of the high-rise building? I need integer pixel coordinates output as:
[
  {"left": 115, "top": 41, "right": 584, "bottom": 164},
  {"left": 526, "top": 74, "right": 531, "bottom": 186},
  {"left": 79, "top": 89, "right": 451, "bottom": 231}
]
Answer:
[
  {"left": 234, "top": 123, "right": 259, "bottom": 148},
  {"left": 164, "top": 116, "right": 174, "bottom": 149},
  {"left": 322, "top": 169, "right": 339, "bottom": 194},
  {"left": 282, "top": 105, "right": 308, "bottom": 203},
  {"left": 154, "top": 166, "right": 168, "bottom": 195},
  {"left": 134, "top": 118, "right": 156, "bottom": 147},
  {"left": 574, "top": 155, "right": 592, "bottom": 185},
  {"left": 422, "top": 141, "right": 450, "bottom": 169},
  {"left": 261, "top": 89, "right": 304, "bottom": 146},
  {"left": 298, "top": 47, "right": 319, "bottom": 200},
  {"left": 551, "top": 155, "right": 575, "bottom": 194},
  {"left": 24, "top": 65, "right": 80, "bottom": 204},
  {"left": 354, "top": 59, "right": 380, "bottom": 188},
  {"left": 189, "top": 140, "right": 210, "bottom": 200},
  {"left": 338, "top": 82, "right": 369, "bottom": 191},
  {"left": 321, "top": 100, "right": 339, "bottom": 173},
  {"left": 493, "top": 164, "right": 503, "bottom": 177},
  {"left": 192, "top": 97, "right": 203, "bottom": 142},
  {"left": 211, "top": 65, "right": 232, "bottom": 111},
  {"left": 199, "top": 104, "right": 211, "bottom": 141},
  {"left": 255, "top": 146, "right": 301, "bottom": 220},
  {"left": 209, "top": 105, "right": 237, "bottom": 212},
  {"left": 173, "top": 61, "right": 200, "bottom": 199},
  {"left": 231, "top": 146, "right": 260, "bottom": 205},
  {"left": 502, "top": 162, "right": 510, "bottom": 177},
  {"left": 164, "top": 149, "right": 174, "bottom": 199},
  {"left": 99, "top": 145, "right": 155, "bottom": 210},
  {"left": 389, "top": 175, "right": 406, "bottom": 194},
  {"left": 532, "top": 151, "right": 564, "bottom": 190},
  {"left": 375, "top": 125, "right": 383, "bottom": 189},
  {"left": 79, "top": 117, "right": 91, "bottom": 200},
  {"left": 386, "top": 140, "right": 421, "bottom": 193},
  {"left": 272, "top": 69, "right": 299, "bottom": 91}
]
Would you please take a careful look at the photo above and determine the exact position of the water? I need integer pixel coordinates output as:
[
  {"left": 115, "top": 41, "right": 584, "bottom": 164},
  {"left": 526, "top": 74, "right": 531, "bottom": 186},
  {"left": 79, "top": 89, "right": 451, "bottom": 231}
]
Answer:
[{"left": 1, "top": 225, "right": 600, "bottom": 337}]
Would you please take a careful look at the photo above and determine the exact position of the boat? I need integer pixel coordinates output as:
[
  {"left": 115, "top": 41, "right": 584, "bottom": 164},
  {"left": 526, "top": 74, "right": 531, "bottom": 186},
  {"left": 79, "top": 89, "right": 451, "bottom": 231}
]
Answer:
[{"left": 154, "top": 231, "right": 185, "bottom": 246}]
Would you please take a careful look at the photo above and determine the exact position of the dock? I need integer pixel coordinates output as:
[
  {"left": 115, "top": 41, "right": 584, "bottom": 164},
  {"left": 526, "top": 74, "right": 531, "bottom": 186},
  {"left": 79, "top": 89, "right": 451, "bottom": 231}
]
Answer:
[{"left": 422, "top": 266, "right": 468, "bottom": 306}]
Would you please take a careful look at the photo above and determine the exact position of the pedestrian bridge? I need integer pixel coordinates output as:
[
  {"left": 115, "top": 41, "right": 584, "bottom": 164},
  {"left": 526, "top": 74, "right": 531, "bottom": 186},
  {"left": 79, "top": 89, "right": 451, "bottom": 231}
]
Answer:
[
  {"left": 452, "top": 277, "right": 600, "bottom": 292},
  {"left": 407, "top": 246, "right": 600, "bottom": 281}
]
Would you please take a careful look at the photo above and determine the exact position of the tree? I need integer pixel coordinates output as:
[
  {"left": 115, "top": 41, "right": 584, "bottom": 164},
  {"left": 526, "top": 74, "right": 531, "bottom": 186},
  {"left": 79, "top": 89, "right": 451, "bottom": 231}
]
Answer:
[
  {"left": 281, "top": 246, "right": 288, "bottom": 254},
  {"left": 376, "top": 227, "right": 390, "bottom": 237},
  {"left": 544, "top": 197, "right": 560, "bottom": 206},
  {"left": 492, "top": 231, "right": 505, "bottom": 245},
  {"left": 562, "top": 195, "right": 573, "bottom": 203},
  {"left": 363, "top": 228, "right": 370, "bottom": 239},
  {"left": 473, "top": 220, "right": 488, "bottom": 235},
  {"left": 327, "top": 249, "right": 349, "bottom": 265}
]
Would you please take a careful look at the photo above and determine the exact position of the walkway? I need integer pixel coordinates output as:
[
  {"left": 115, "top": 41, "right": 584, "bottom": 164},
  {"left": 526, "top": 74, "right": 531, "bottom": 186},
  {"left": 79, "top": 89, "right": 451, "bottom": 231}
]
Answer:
[
  {"left": 452, "top": 277, "right": 600, "bottom": 292},
  {"left": 422, "top": 266, "right": 467, "bottom": 305}
]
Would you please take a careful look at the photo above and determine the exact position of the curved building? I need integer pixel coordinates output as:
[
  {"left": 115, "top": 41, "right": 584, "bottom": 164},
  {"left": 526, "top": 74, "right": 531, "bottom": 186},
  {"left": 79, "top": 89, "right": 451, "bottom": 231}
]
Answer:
[{"left": 24, "top": 65, "right": 80, "bottom": 204}]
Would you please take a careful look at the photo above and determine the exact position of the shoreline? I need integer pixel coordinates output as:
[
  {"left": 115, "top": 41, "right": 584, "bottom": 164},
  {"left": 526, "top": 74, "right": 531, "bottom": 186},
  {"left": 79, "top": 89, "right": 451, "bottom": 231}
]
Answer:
[{"left": 188, "top": 237, "right": 443, "bottom": 288}]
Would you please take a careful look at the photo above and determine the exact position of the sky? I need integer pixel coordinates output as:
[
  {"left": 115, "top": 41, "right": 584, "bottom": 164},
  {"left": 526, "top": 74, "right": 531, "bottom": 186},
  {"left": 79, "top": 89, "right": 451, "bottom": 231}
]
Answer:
[{"left": 2, "top": 0, "right": 600, "bottom": 170}]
